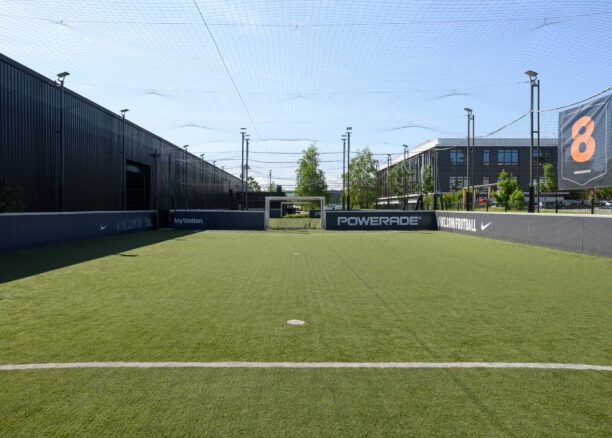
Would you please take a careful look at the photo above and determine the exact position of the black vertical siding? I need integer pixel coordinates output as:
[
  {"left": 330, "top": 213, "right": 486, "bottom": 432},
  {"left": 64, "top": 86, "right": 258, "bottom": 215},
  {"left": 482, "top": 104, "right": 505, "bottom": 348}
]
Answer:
[{"left": 1, "top": 53, "right": 241, "bottom": 212}]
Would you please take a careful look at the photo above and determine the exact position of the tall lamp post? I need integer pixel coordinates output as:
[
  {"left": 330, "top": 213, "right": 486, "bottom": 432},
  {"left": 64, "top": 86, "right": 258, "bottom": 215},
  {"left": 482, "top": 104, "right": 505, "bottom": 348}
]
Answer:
[
  {"left": 402, "top": 144, "right": 409, "bottom": 210},
  {"left": 346, "top": 127, "right": 352, "bottom": 210},
  {"left": 120, "top": 108, "right": 129, "bottom": 210},
  {"left": 245, "top": 134, "right": 250, "bottom": 210},
  {"left": 525, "top": 70, "right": 540, "bottom": 213},
  {"left": 212, "top": 160, "right": 217, "bottom": 191},
  {"left": 183, "top": 145, "right": 189, "bottom": 209},
  {"left": 341, "top": 134, "right": 347, "bottom": 210},
  {"left": 200, "top": 154, "right": 205, "bottom": 208},
  {"left": 240, "top": 128, "right": 246, "bottom": 209},
  {"left": 57, "top": 71, "right": 70, "bottom": 211},
  {"left": 464, "top": 108, "right": 474, "bottom": 211},
  {"left": 386, "top": 154, "right": 391, "bottom": 208}
]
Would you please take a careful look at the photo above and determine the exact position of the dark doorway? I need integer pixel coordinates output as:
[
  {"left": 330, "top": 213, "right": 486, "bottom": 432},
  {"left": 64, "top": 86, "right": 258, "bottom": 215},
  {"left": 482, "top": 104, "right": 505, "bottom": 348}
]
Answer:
[{"left": 126, "top": 161, "right": 150, "bottom": 210}]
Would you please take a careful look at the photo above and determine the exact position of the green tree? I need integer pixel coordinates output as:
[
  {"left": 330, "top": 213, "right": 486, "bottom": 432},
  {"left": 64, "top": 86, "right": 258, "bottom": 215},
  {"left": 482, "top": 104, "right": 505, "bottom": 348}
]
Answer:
[
  {"left": 540, "top": 163, "right": 558, "bottom": 193},
  {"left": 388, "top": 163, "right": 411, "bottom": 196},
  {"left": 347, "top": 147, "right": 378, "bottom": 209},
  {"left": 247, "top": 176, "right": 261, "bottom": 192},
  {"left": 494, "top": 169, "right": 522, "bottom": 211},
  {"left": 295, "top": 144, "right": 329, "bottom": 200},
  {"left": 422, "top": 164, "right": 434, "bottom": 193}
]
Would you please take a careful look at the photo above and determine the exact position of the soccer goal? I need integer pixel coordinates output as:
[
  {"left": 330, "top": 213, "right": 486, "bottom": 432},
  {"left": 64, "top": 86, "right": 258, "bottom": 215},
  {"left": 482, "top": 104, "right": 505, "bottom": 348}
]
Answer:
[{"left": 265, "top": 196, "right": 326, "bottom": 230}]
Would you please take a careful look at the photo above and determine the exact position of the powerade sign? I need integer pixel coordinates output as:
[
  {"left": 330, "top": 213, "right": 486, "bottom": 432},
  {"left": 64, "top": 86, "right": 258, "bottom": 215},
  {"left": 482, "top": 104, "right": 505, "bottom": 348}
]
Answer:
[{"left": 326, "top": 211, "right": 435, "bottom": 230}]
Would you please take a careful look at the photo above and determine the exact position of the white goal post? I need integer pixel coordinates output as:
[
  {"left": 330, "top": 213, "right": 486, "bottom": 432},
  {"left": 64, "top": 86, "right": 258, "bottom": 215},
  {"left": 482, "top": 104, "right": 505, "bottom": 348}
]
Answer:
[{"left": 264, "top": 196, "right": 326, "bottom": 230}]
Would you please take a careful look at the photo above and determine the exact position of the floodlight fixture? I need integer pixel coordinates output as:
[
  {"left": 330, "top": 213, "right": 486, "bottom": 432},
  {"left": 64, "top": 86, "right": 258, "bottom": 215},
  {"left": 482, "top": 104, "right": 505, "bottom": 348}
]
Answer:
[
  {"left": 56, "top": 71, "right": 70, "bottom": 85},
  {"left": 525, "top": 70, "right": 538, "bottom": 79},
  {"left": 464, "top": 107, "right": 472, "bottom": 114}
]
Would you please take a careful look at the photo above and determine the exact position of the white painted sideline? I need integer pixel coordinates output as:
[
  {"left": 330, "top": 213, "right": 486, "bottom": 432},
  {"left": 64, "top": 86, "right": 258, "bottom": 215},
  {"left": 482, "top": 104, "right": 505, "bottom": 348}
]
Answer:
[{"left": 1, "top": 362, "right": 611, "bottom": 371}]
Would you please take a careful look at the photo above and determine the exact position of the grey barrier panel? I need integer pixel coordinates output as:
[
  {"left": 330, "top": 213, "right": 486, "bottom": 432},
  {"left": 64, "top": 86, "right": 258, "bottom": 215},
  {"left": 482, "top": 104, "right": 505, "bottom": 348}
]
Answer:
[
  {"left": 0, "top": 211, "right": 156, "bottom": 252},
  {"left": 172, "top": 210, "right": 265, "bottom": 230},
  {"left": 528, "top": 216, "right": 582, "bottom": 253},
  {"left": 581, "top": 217, "right": 612, "bottom": 257},
  {"left": 0, "top": 215, "right": 13, "bottom": 249},
  {"left": 435, "top": 211, "right": 611, "bottom": 257},
  {"left": 325, "top": 210, "right": 436, "bottom": 230}
]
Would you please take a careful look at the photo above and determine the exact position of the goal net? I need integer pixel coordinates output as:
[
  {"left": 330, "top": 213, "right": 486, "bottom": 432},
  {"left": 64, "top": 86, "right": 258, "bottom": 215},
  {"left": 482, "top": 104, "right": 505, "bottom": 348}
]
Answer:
[{"left": 265, "top": 196, "right": 326, "bottom": 230}]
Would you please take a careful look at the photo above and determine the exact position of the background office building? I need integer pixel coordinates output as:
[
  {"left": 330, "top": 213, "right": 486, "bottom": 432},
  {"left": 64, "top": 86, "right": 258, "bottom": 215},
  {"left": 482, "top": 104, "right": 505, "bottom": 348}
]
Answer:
[{"left": 381, "top": 137, "right": 558, "bottom": 196}]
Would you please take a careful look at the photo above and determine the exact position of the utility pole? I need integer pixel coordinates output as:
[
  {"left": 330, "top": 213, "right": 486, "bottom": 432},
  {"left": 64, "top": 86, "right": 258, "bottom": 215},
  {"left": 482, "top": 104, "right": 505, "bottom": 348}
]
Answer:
[
  {"left": 341, "top": 134, "right": 347, "bottom": 210},
  {"left": 57, "top": 72, "right": 69, "bottom": 211},
  {"left": 346, "top": 127, "right": 352, "bottom": 210},
  {"left": 240, "top": 128, "right": 246, "bottom": 210}
]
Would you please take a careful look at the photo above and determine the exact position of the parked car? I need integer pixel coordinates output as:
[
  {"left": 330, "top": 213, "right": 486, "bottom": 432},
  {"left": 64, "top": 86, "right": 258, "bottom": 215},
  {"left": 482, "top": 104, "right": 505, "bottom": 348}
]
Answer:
[{"left": 603, "top": 201, "right": 612, "bottom": 209}]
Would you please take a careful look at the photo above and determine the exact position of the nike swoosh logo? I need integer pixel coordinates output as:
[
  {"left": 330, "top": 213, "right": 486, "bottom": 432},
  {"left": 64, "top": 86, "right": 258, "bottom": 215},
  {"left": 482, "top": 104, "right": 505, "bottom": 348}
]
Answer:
[
  {"left": 100, "top": 222, "right": 111, "bottom": 231},
  {"left": 480, "top": 222, "right": 492, "bottom": 231}
]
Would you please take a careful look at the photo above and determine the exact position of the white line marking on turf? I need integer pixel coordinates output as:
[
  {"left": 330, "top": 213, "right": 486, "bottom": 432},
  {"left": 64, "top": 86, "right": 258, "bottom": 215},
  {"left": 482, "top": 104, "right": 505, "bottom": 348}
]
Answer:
[{"left": 0, "top": 362, "right": 610, "bottom": 371}]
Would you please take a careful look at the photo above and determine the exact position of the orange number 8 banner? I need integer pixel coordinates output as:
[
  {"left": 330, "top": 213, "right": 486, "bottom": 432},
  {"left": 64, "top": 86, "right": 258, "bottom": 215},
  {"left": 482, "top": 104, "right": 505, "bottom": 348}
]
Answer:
[{"left": 570, "top": 116, "right": 596, "bottom": 162}]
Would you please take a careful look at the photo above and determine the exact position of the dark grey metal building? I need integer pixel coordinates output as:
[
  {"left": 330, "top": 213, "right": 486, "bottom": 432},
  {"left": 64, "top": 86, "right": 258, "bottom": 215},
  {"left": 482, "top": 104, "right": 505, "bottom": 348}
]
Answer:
[{"left": 1, "top": 53, "right": 241, "bottom": 219}]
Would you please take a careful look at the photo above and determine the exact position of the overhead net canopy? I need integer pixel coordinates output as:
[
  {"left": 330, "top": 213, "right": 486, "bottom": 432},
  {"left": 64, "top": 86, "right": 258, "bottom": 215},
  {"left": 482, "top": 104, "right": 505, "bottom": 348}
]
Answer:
[{"left": 1, "top": 1, "right": 611, "bottom": 190}]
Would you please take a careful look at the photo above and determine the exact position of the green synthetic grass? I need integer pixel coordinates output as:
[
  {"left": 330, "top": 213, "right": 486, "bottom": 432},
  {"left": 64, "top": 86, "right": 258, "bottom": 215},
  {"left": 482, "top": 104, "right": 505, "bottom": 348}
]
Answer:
[{"left": 1, "top": 230, "right": 610, "bottom": 436}]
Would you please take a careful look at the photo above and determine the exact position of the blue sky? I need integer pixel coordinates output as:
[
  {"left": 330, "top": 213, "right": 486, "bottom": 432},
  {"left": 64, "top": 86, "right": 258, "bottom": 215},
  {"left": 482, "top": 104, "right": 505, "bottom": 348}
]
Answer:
[{"left": 1, "top": 0, "right": 611, "bottom": 189}]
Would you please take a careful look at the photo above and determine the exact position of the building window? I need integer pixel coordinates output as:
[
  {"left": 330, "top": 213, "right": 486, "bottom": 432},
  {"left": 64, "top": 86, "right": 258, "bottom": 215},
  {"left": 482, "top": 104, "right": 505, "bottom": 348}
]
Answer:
[
  {"left": 450, "top": 176, "right": 468, "bottom": 190},
  {"left": 497, "top": 149, "right": 519, "bottom": 165},
  {"left": 534, "top": 148, "right": 555, "bottom": 164},
  {"left": 482, "top": 176, "right": 490, "bottom": 186},
  {"left": 483, "top": 149, "right": 490, "bottom": 165},
  {"left": 450, "top": 149, "right": 465, "bottom": 165}
]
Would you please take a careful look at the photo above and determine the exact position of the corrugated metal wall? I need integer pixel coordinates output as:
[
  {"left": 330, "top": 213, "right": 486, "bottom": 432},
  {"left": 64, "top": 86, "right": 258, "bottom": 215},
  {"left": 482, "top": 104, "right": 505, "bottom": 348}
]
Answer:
[{"left": 1, "top": 53, "right": 241, "bottom": 213}]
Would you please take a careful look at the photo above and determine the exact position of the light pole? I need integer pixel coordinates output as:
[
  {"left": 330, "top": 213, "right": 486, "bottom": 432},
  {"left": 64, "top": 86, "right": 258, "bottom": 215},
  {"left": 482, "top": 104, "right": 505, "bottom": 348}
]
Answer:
[
  {"left": 212, "top": 160, "right": 217, "bottom": 190},
  {"left": 200, "top": 154, "right": 205, "bottom": 208},
  {"left": 57, "top": 72, "right": 69, "bottom": 211},
  {"left": 525, "top": 70, "right": 539, "bottom": 213},
  {"left": 269, "top": 169, "right": 272, "bottom": 192},
  {"left": 341, "top": 134, "right": 347, "bottom": 210},
  {"left": 183, "top": 145, "right": 189, "bottom": 209},
  {"left": 386, "top": 154, "right": 391, "bottom": 208},
  {"left": 403, "top": 144, "right": 409, "bottom": 210},
  {"left": 464, "top": 108, "right": 474, "bottom": 211},
  {"left": 120, "top": 108, "right": 129, "bottom": 210},
  {"left": 240, "top": 128, "right": 247, "bottom": 209},
  {"left": 245, "top": 134, "right": 250, "bottom": 209},
  {"left": 346, "top": 127, "right": 352, "bottom": 210}
]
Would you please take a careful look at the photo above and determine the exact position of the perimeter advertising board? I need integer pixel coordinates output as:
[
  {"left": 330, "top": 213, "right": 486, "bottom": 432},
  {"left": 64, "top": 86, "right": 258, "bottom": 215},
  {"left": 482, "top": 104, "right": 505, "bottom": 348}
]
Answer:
[
  {"left": 326, "top": 211, "right": 435, "bottom": 230},
  {"left": 0, "top": 211, "right": 156, "bottom": 252},
  {"left": 436, "top": 211, "right": 612, "bottom": 257},
  {"left": 172, "top": 210, "right": 264, "bottom": 230},
  {"left": 558, "top": 95, "right": 611, "bottom": 189}
]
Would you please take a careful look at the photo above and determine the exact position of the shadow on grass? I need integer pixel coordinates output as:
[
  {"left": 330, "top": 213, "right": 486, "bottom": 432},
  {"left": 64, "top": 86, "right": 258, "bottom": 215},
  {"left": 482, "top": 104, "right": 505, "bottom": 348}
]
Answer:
[{"left": 0, "top": 230, "right": 194, "bottom": 284}]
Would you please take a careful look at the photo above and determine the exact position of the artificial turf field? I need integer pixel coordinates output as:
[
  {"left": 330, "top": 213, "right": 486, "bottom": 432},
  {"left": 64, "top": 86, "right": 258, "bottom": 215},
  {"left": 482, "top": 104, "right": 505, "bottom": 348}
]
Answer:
[{"left": 0, "top": 230, "right": 610, "bottom": 436}]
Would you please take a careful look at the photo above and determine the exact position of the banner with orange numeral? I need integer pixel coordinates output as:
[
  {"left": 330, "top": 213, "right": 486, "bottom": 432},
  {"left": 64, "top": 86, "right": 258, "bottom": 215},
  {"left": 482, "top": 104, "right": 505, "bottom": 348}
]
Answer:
[{"left": 558, "top": 95, "right": 610, "bottom": 189}]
